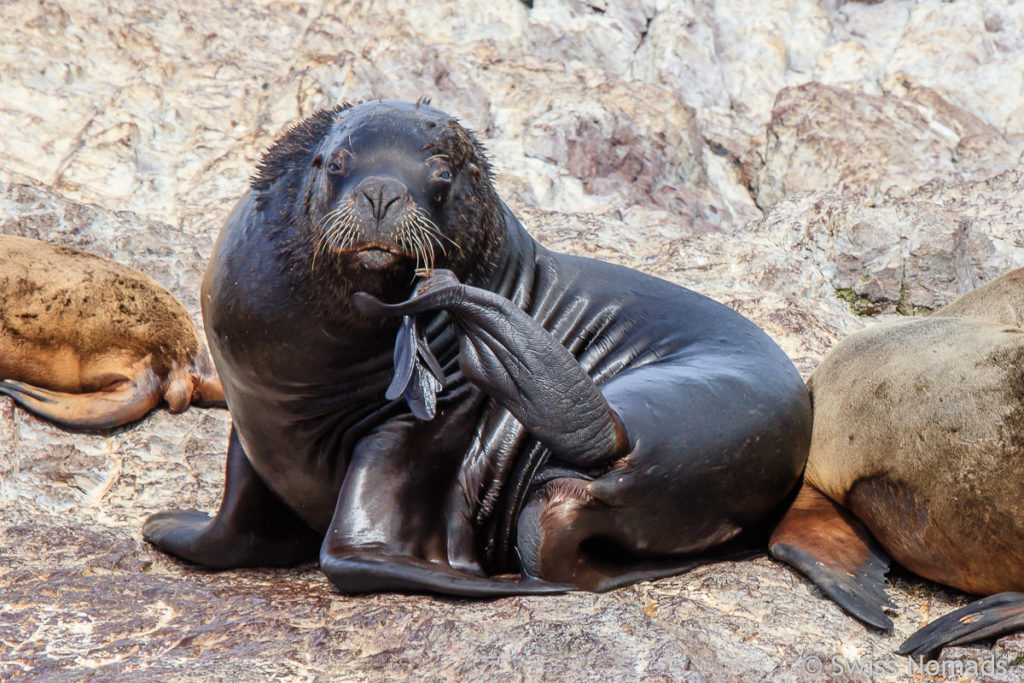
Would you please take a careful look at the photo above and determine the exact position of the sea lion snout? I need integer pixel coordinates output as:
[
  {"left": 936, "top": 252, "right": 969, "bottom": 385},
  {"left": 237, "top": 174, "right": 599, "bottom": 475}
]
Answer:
[
  {"left": 314, "top": 158, "right": 453, "bottom": 272},
  {"left": 353, "top": 176, "right": 409, "bottom": 223},
  {"left": 342, "top": 175, "right": 418, "bottom": 268},
  {"left": 325, "top": 174, "right": 435, "bottom": 270}
]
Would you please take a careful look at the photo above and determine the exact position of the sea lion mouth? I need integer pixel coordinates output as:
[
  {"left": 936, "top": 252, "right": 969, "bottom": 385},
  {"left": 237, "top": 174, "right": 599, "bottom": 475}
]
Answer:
[{"left": 351, "top": 245, "right": 404, "bottom": 269}]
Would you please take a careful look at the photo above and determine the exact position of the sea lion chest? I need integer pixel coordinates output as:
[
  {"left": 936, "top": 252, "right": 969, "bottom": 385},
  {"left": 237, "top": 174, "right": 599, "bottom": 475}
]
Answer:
[{"left": 202, "top": 219, "right": 485, "bottom": 531}]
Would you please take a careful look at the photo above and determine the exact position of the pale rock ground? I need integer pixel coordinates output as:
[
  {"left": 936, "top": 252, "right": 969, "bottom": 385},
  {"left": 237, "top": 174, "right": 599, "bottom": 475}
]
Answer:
[{"left": 1, "top": 0, "right": 1024, "bottom": 680}]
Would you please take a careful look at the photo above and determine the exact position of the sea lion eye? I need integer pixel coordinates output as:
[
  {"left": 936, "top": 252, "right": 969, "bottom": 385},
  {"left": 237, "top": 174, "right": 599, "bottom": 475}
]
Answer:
[
  {"left": 327, "top": 161, "right": 343, "bottom": 174},
  {"left": 427, "top": 155, "right": 452, "bottom": 185}
]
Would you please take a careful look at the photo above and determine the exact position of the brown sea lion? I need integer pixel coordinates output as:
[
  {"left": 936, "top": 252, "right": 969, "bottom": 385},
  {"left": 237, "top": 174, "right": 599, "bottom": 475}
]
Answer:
[
  {"left": 142, "top": 99, "right": 811, "bottom": 596},
  {"left": 769, "top": 267, "right": 1024, "bottom": 657},
  {"left": 0, "top": 234, "right": 224, "bottom": 429}
]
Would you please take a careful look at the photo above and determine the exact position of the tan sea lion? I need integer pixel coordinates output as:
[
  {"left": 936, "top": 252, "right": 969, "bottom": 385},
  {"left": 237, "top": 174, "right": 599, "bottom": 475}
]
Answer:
[
  {"left": 0, "top": 234, "right": 224, "bottom": 429},
  {"left": 769, "top": 267, "right": 1024, "bottom": 657}
]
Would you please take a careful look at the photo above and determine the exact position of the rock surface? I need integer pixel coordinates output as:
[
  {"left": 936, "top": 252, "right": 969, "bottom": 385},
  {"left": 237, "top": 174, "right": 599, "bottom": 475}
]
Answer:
[{"left": 1, "top": 0, "right": 1023, "bottom": 680}]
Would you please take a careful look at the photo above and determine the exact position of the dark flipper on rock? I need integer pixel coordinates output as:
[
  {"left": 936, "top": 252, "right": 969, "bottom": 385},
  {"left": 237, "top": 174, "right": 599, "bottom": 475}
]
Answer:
[
  {"left": 0, "top": 376, "right": 163, "bottom": 430},
  {"left": 898, "top": 592, "right": 1024, "bottom": 659},
  {"left": 769, "top": 482, "right": 894, "bottom": 630},
  {"left": 568, "top": 549, "right": 763, "bottom": 593},
  {"left": 144, "top": 426, "right": 321, "bottom": 568},
  {"left": 320, "top": 550, "right": 574, "bottom": 597}
]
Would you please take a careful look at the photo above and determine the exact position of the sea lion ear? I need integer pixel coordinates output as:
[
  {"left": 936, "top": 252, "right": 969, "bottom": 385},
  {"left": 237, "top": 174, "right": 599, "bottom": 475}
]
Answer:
[
  {"left": 311, "top": 153, "right": 323, "bottom": 168},
  {"left": 467, "top": 163, "right": 481, "bottom": 183}
]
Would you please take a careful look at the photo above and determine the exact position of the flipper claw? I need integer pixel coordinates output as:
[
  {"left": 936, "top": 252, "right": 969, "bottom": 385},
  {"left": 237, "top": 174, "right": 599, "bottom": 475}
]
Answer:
[{"left": 362, "top": 274, "right": 452, "bottom": 420}]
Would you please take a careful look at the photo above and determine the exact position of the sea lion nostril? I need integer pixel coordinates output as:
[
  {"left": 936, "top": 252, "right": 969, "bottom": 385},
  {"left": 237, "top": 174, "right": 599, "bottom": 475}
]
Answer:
[
  {"left": 355, "top": 177, "right": 407, "bottom": 221},
  {"left": 382, "top": 193, "right": 401, "bottom": 216}
]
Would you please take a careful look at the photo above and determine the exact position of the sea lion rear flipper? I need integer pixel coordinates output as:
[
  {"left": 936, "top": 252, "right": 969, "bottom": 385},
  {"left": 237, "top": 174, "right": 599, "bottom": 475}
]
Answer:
[
  {"left": 384, "top": 314, "right": 446, "bottom": 420},
  {"left": 386, "top": 315, "right": 420, "bottom": 401},
  {"left": 0, "top": 375, "right": 163, "bottom": 430},
  {"left": 354, "top": 269, "right": 628, "bottom": 465},
  {"left": 898, "top": 592, "right": 1024, "bottom": 658},
  {"left": 193, "top": 373, "right": 227, "bottom": 407},
  {"left": 770, "top": 481, "right": 894, "bottom": 629}
]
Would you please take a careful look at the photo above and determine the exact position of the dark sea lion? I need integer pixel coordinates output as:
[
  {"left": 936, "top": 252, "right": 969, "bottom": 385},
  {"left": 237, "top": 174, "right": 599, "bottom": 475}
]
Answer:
[
  {"left": 0, "top": 234, "right": 224, "bottom": 429},
  {"left": 143, "top": 99, "right": 811, "bottom": 596},
  {"left": 769, "top": 267, "right": 1024, "bottom": 656}
]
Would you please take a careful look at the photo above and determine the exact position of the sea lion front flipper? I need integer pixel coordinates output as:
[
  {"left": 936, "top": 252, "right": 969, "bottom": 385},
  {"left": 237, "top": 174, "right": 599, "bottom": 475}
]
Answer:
[
  {"left": 354, "top": 269, "right": 628, "bottom": 466},
  {"left": 898, "top": 592, "right": 1024, "bottom": 658},
  {"left": 143, "top": 426, "right": 320, "bottom": 568},
  {"left": 320, "top": 549, "right": 573, "bottom": 597},
  {"left": 0, "top": 375, "right": 163, "bottom": 430},
  {"left": 770, "top": 481, "right": 894, "bottom": 629}
]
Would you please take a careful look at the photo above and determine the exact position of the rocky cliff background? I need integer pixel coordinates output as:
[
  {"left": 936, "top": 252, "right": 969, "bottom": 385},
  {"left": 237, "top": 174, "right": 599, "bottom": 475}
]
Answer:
[{"left": 2, "top": 0, "right": 1023, "bottom": 680}]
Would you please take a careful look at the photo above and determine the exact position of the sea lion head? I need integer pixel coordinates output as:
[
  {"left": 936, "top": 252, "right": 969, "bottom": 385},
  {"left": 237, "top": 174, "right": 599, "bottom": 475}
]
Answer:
[{"left": 253, "top": 99, "right": 505, "bottom": 305}]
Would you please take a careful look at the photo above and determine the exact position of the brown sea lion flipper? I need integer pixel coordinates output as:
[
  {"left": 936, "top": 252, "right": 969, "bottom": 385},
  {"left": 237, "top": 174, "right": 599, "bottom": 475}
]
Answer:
[
  {"left": 192, "top": 370, "right": 227, "bottom": 408},
  {"left": 898, "top": 592, "right": 1024, "bottom": 658},
  {"left": 769, "top": 482, "right": 894, "bottom": 629},
  {"left": 143, "top": 426, "right": 320, "bottom": 568},
  {"left": 353, "top": 269, "right": 628, "bottom": 466},
  {"left": 0, "top": 375, "right": 163, "bottom": 430}
]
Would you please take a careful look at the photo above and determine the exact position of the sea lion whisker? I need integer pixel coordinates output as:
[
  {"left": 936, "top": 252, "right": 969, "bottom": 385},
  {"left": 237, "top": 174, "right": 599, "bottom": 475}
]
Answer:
[
  {"left": 316, "top": 212, "right": 353, "bottom": 256},
  {"left": 335, "top": 207, "right": 361, "bottom": 244},
  {"left": 318, "top": 219, "right": 350, "bottom": 260},
  {"left": 311, "top": 241, "right": 322, "bottom": 272},
  {"left": 420, "top": 228, "right": 441, "bottom": 266},
  {"left": 412, "top": 209, "right": 459, "bottom": 251},
  {"left": 418, "top": 235, "right": 433, "bottom": 272},
  {"left": 314, "top": 220, "right": 345, "bottom": 268},
  {"left": 405, "top": 220, "right": 429, "bottom": 272},
  {"left": 414, "top": 216, "right": 448, "bottom": 258},
  {"left": 336, "top": 221, "right": 359, "bottom": 251},
  {"left": 311, "top": 222, "right": 339, "bottom": 271},
  {"left": 395, "top": 214, "right": 420, "bottom": 269},
  {"left": 324, "top": 219, "right": 345, "bottom": 247},
  {"left": 324, "top": 205, "right": 348, "bottom": 220},
  {"left": 409, "top": 214, "right": 448, "bottom": 262},
  {"left": 396, "top": 218, "right": 412, "bottom": 263},
  {"left": 319, "top": 206, "right": 349, "bottom": 232},
  {"left": 409, "top": 216, "right": 436, "bottom": 271}
]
